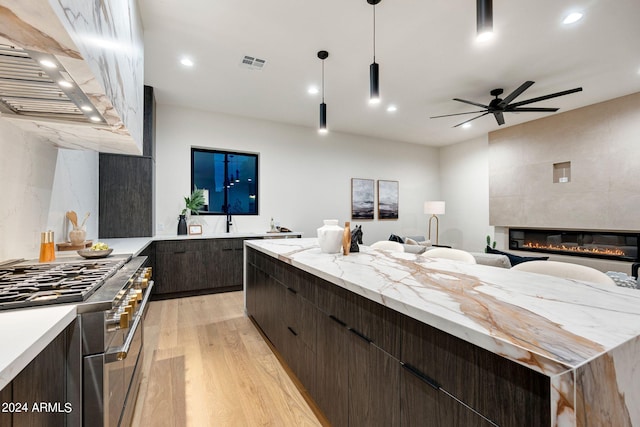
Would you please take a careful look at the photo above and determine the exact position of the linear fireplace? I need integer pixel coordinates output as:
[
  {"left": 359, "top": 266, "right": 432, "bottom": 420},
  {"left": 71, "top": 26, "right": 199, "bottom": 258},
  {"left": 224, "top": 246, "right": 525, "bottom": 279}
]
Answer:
[{"left": 509, "top": 228, "right": 640, "bottom": 262}]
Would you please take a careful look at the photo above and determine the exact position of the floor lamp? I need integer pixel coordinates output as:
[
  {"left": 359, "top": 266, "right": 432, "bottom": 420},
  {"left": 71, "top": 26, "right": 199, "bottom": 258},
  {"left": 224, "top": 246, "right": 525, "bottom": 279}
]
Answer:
[{"left": 424, "top": 201, "right": 445, "bottom": 245}]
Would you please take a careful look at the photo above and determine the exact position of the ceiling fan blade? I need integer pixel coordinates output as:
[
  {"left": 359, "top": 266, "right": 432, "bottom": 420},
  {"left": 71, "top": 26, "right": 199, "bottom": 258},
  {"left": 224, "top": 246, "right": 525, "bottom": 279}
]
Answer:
[
  {"left": 430, "top": 110, "right": 487, "bottom": 119},
  {"left": 498, "top": 81, "right": 534, "bottom": 108},
  {"left": 509, "top": 87, "right": 583, "bottom": 108},
  {"left": 508, "top": 107, "right": 559, "bottom": 112},
  {"left": 494, "top": 111, "right": 505, "bottom": 125},
  {"left": 453, "top": 112, "right": 489, "bottom": 128},
  {"left": 453, "top": 98, "right": 489, "bottom": 109}
]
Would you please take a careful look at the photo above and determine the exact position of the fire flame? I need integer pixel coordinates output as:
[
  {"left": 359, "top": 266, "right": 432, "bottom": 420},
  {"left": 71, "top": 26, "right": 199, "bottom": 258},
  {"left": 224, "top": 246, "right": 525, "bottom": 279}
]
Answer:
[{"left": 523, "top": 242, "right": 626, "bottom": 257}]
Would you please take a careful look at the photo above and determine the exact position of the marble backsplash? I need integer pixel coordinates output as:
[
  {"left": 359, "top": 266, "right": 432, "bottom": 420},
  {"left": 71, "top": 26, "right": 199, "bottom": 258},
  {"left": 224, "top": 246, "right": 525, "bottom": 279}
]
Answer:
[{"left": 0, "top": 119, "right": 98, "bottom": 261}]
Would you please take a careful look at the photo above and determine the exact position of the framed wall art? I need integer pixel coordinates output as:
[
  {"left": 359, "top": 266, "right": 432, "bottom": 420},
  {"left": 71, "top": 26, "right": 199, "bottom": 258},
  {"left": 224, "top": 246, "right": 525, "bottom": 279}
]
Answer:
[
  {"left": 378, "top": 180, "right": 399, "bottom": 220},
  {"left": 351, "top": 178, "right": 375, "bottom": 220}
]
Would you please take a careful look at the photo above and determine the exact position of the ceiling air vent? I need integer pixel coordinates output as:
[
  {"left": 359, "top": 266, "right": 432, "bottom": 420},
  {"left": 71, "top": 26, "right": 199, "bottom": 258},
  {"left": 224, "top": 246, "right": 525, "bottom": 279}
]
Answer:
[{"left": 240, "top": 55, "right": 267, "bottom": 70}]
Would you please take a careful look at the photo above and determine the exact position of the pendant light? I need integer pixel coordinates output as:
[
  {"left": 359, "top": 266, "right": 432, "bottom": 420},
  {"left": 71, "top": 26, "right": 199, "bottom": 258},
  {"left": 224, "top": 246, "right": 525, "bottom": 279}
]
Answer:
[
  {"left": 367, "top": 0, "right": 381, "bottom": 104},
  {"left": 476, "top": 0, "right": 493, "bottom": 41},
  {"left": 317, "top": 50, "right": 329, "bottom": 134}
]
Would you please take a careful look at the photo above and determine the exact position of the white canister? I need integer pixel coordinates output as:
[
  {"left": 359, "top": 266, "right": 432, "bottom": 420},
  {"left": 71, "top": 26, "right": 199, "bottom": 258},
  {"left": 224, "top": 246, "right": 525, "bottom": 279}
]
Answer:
[{"left": 317, "top": 220, "right": 344, "bottom": 254}]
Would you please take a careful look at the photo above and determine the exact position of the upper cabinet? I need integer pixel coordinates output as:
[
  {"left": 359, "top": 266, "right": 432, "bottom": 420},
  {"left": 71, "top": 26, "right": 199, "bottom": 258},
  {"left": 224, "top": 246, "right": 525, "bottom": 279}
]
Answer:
[{"left": 0, "top": 0, "right": 144, "bottom": 154}]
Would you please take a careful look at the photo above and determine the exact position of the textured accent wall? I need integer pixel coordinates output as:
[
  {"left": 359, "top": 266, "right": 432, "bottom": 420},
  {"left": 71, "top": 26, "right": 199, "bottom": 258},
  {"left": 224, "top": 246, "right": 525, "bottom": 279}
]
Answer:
[{"left": 489, "top": 92, "right": 640, "bottom": 231}]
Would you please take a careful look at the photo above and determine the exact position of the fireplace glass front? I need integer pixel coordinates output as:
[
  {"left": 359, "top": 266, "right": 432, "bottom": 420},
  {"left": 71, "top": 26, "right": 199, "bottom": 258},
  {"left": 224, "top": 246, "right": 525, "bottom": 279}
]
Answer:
[{"left": 509, "top": 229, "right": 639, "bottom": 262}]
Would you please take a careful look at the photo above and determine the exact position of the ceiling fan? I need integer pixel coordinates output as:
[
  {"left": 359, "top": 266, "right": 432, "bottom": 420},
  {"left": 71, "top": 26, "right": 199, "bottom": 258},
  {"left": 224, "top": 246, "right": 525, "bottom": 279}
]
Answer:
[{"left": 430, "top": 81, "right": 583, "bottom": 128}]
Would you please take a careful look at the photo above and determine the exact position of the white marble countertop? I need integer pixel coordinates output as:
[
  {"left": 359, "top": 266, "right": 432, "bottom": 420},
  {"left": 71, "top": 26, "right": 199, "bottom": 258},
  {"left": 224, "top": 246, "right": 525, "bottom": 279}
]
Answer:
[
  {"left": 95, "top": 232, "right": 302, "bottom": 257},
  {"left": 245, "top": 238, "right": 640, "bottom": 377},
  {"left": 0, "top": 305, "right": 77, "bottom": 389}
]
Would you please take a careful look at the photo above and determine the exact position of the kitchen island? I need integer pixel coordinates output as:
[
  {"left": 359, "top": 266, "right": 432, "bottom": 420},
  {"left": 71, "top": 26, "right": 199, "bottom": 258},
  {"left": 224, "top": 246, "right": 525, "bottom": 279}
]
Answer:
[{"left": 245, "top": 238, "right": 640, "bottom": 427}]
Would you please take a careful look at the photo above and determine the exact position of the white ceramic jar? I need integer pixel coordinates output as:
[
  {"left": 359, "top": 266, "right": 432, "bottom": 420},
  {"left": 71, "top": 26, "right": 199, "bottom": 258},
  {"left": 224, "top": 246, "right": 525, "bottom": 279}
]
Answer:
[{"left": 317, "top": 220, "right": 344, "bottom": 254}]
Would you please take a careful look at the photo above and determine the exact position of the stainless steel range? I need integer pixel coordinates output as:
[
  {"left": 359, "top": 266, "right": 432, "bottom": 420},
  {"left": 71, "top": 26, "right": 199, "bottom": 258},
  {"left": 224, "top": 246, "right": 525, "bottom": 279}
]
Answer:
[
  {"left": 0, "top": 255, "right": 153, "bottom": 427},
  {"left": 0, "top": 258, "right": 128, "bottom": 310}
]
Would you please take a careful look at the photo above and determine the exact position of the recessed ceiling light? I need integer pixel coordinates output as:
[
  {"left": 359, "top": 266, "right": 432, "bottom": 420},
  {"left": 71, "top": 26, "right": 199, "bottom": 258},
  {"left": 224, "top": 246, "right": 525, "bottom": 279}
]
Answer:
[
  {"left": 80, "top": 105, "right": 93, "bottom": 112},
  {"left": 462, "top": 123, "right": 471, "bottom": 129},
  {"left": 39, "top": 59, "right": 57, "bottom": 69},
  {"left": 180, "top": 58, "right": 194, "bottom": 67},
  {"left": 386, "top": 105, "right": 397, "bottom": 112},
  {"left": 90, "top": 116, "right": 101, "bottom": 122},
  {"left": 307, "top": 86, "right": 319, "bottom": 95},
  {"left": 563, "top": 12, "right": 583, "bottom": 24},
  {"left": 58, "top": 80, "right": 73, "bottom": 88}
]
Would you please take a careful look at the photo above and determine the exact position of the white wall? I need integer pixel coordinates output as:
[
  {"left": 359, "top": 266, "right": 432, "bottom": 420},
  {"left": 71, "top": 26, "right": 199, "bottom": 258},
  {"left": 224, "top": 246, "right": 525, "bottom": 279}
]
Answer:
[
  {"left": 0, "top": 119, "right": 98, "bottom": 261},
  {"left": 155, "top": 105, "right": 440, "bottom": 244},
  {"left": 439, "top": 135, "right": 492, "bottom": 252}
]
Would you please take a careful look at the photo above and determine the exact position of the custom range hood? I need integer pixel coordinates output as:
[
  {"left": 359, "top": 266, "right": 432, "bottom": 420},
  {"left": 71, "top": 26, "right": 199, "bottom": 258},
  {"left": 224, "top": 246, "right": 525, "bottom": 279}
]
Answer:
[
  {"left": 0, "top": 44, "right": 106, "bottom": 124},
  {"left": 0, "top": 0, "right": 144, "bottom": 155}
]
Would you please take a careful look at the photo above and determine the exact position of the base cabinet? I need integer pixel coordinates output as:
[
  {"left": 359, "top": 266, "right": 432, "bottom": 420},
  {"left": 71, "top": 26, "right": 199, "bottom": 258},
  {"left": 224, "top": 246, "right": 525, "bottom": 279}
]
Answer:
[
  {"left": 153, "top": 238, "right": 247, "bottom": 297},
  {"left": 246, "top": 248, "right": 551, "bottom": 427},
  {"left": 0, "top": 321, "right": 76, "bottom": 427},
  {"left": 400, "top": 365, "right": 494, "bottom": 427}
]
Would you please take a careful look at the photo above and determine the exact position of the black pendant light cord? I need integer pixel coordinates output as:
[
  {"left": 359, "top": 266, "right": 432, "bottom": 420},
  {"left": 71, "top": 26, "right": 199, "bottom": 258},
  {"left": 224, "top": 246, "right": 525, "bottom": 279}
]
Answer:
[
  {"left": 372, "top": 4, "right": 376, "bottom": 62},
  {"left": 321, "top": 58, "right": 325, "bottom": 103}
]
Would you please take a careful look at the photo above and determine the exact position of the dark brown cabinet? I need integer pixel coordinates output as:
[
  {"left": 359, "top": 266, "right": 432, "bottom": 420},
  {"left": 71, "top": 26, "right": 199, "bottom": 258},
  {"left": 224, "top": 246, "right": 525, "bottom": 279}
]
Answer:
[
  {"left": 401, "top": 316, "right": 550, "bottom": 427},
  {"left": 1, "top": 321, "right": 77, "bottom": 427},
  {"left": 400, "top": 364, "right": 495, "bottom": 427},
  {"left": 247, "top": 255, "right": 318, "bottom": 395},
  {"left": 245, "top": 247, "right": 553, "bottom": 427},
  {"left": 315, "top": 312, "right": 349, "bottom": 426},
  {"left": 247, "top": 249, "right": 400, "bottom": 427},
  {"left": 153, "top": 238, "right": 248, "bottom": 298},
  {"left": 99, "top": 85, "right": 155, "bottom": 239}
]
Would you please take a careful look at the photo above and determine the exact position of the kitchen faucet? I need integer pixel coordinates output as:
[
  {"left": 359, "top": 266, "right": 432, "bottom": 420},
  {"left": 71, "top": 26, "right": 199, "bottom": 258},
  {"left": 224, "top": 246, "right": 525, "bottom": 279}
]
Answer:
[{"left": 226, "top": 214, "right": 233, "bottom": 233}]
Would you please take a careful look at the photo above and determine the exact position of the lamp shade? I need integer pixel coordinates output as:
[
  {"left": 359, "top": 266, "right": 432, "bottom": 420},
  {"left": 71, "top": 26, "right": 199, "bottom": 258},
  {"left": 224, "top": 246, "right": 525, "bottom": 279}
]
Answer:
[{"left": 424, "top": 201, "right": 445, "bottom": 215}]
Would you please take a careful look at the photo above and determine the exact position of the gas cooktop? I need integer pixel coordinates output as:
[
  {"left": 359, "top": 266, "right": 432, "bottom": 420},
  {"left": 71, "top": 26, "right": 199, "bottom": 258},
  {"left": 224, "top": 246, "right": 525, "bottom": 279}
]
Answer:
[{"left": 0, "top": 258, "right": 129, "bottom": 310}]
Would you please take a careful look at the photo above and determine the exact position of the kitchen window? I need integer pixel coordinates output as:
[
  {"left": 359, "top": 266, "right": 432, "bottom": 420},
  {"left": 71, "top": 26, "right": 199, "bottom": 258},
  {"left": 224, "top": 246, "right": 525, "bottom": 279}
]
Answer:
[{"left": 191, "top": 148, "right": 259, "bottom": 215}]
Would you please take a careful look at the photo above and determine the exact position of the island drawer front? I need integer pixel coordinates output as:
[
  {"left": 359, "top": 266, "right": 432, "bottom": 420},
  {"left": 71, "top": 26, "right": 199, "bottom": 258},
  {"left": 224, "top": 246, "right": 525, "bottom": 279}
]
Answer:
[
  {"left": 400, "top": 315, "right": 550, "bottom": 427},
  {"left": 250, "top": 250, "right": 316, "bottom": 303},
  {"left": 315, "top": 274, "right": 401, "bottom": 358}
]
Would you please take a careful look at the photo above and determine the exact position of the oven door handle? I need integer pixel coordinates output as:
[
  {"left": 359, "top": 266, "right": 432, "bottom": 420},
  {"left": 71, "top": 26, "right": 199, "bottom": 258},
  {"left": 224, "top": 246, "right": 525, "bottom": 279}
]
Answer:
[{"left": 105, "top": 280, "right": 154, "bottom": 363}]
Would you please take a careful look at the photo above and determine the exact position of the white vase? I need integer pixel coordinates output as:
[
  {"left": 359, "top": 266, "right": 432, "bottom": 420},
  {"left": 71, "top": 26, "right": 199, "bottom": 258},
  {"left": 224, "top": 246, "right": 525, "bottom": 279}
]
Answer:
[{"left": 317, "top": 220, "right": 344, "bottom": 254}]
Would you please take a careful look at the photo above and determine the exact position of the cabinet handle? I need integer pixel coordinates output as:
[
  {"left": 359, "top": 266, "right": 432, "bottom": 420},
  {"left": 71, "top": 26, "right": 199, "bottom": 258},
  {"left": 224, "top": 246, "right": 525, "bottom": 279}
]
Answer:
[
  {"left": 287, "top": 326, "right": 298, "bottom": 336},
  {"left": 222, "top": 248, "right": 233, "bottom": 252},
  {"left": 173, "top": 250, "right": 186, "bottom": 254},
  {"left": 348, "top": 327, "right": 372, "bottom": 344},
  {"left": 286, "top": 287, "right": 297, "bottom": 295},
  {"left": 329, "top": 314, "right": 346, "bottom": 327},
  {"left": 401, "top": 362, "right": 441, "bottom": 390}
]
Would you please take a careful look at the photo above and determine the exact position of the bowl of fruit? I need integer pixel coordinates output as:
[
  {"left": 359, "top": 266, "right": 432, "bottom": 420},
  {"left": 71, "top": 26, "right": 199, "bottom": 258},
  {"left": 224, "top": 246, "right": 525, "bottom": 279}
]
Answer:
[{"left": 78, "top": 242, "right": 113, "bottom": 259}]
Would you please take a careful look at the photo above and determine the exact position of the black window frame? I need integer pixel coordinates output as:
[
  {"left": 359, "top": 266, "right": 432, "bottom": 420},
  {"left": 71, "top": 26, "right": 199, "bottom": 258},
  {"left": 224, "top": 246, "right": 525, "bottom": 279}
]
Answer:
[{"left": 190, "top": 147, "right": 259, "bottom": 216}]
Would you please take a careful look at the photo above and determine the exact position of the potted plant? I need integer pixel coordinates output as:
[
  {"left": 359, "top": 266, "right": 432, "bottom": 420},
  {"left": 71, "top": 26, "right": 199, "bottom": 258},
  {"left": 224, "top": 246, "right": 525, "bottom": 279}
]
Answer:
[{"left": 178, "top": 188, "right": 205, "bottom": 235}]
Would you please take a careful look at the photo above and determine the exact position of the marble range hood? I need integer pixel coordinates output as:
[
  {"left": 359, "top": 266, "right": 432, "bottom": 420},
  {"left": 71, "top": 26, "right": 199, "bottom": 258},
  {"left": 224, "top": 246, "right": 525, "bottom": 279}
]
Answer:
[{"left": 0, "top": 1, "right": 144, "bottom": 155}]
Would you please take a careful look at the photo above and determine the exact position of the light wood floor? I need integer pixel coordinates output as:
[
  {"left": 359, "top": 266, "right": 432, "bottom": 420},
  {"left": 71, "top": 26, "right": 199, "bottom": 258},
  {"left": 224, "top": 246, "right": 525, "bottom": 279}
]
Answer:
[{"left": 130, "top": 291, "right": 324, "bottom": 426}]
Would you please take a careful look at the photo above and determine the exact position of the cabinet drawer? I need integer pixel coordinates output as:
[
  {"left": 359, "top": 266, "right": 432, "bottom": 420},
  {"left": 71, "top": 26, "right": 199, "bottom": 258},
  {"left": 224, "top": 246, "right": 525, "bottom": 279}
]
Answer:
[
  {"left": 315, "top": 275, "right": 399, "bottom": 357},
  {"left": 155, "top": 240, "right": 188, "bottom": 253},
  {"left": 400, "top": 315, "right": 550, "bottom": 427}
]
